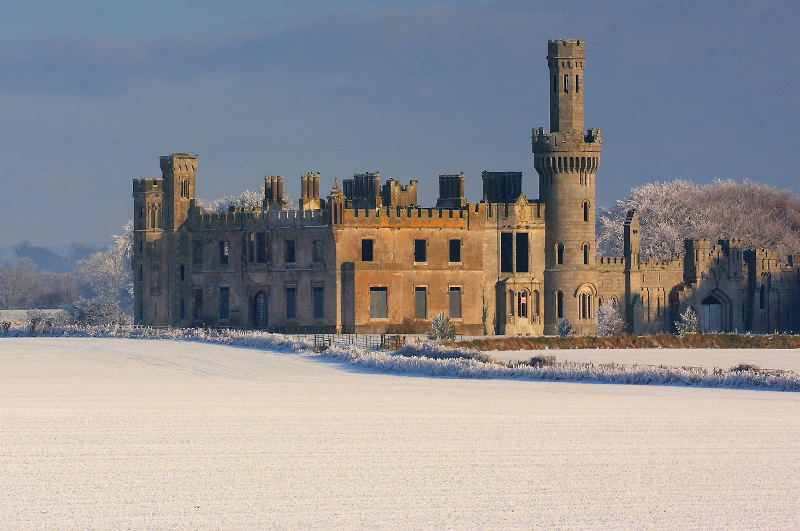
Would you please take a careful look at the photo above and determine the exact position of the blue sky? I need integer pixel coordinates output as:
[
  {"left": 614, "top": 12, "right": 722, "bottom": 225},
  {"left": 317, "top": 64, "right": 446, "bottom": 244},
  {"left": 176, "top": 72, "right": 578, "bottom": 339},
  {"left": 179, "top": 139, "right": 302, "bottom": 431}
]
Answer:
[{"left": 1, "top": 0, "right": 797, "bottom": 245}]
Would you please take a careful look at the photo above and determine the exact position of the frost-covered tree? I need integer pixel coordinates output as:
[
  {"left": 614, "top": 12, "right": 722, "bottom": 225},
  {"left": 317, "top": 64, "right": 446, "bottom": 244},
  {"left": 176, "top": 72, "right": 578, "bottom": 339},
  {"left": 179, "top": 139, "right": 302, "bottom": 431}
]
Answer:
[
  {"left": 72, "top": 221, "right": 133, "bottom": 323},
  {"left": 597, "top": 300, "right": 626, "bottom": 336},
  {"left": 598, "top": 179, "right": 800, "bottom": 262},
  {"left": 675, "top": 307, "right": 699, "bottom": 336},
  {"left": 200, "top": 186, "right": 297, "bottom": 213},
  {"left": 431, "top": 312, "right": 456, "bottom": 340},
  {"left": 556, "top": 318, "right": 575, "bottom": 337}
]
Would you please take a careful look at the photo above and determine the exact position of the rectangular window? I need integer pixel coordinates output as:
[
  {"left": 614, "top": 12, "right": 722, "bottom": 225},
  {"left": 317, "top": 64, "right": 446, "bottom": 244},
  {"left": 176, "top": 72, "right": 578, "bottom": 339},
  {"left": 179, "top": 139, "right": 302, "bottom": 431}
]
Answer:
[
  {"left": 256, "top": 233, "right": 267, "bottom": 263},
  {"left": 564, "top": 74, "right": 569, "bottom": 93},
  {"left": 192, "top": 241, "right": 203, "bottom": 264},
  {"left": 138, "top": 265, "right": 143, "bottom": 282},
  {"left": 179, "top": 264, "right": 185, "bottom": 282},
  {"left": 414, "top": 287, "right": 427, "bottom": 319},
  {"left": 449, "top": 287, "right": 462, "bottom": 319},
  {"left": 193, "top": 289, "right": 203, "bottom": 319},
  {"left": 449, "top": 239, "right": 461, "bottom": 263},
  {"left": 247, "top": 233, "right": 255, "bottom": 263},
  {"left": 286, "top": 286, "right": 296, "bottom": 319},
  {"left": 313, "top": 240, "right": 324, "bottom": 263},
  {"left": 370, "top": 287, "right": 388, "bottom": 319},
  {"left": 138, "top": 239, "right": 143, "bottom": 255},
  {"left": 515, "top": 233, "right": 529, "bottom": 273},
  {"left": 219, "top": 241, "right": 229, "bottom": 265},
  {"left": 285, "top": 240, "right": 296, "bottom": 264},
  {"left": 414, "top": 239, "right": 426, "bottom": 263},
  {"left": 362, "top": 239, "right": 374, "bottom": 262},
  {"left": 219, "top": 287, "right": 230, "bottom": 320},
  {"left": 313, "top": 286, "right": 324, "bottom": 319},
  {"left": 500, "top": 232, "right": 513, "bottom": 273},
  {"left": 179, "top": 299, "right": 185, "bottom": 319}
]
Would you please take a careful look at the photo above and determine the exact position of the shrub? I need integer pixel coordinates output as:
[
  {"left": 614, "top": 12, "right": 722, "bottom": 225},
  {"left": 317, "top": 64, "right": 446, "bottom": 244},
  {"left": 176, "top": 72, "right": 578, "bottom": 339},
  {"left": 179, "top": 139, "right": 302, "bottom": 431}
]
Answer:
[
  {"left": 597, "top": 299, "right": 626, "bottom": 336},
  {"left": 526, "top": 355, "right": 556, "bottom": 367},
  {"left": 26, "top": 309, "right": 46, "bottom": 334},
  {"left": 431, "top": 312, "right": 456, "bottom": 340},
  {"left": 731, "top": 363, "right": 760, "bottom": 373},
  {"left": 556, "top": 318, "right": 575, "bottom": 337},
  {"left": 0, "top": 321, "right": 10, "bottom": 334},
  {"left": 68, "top": 297, "right": 130, "bottom": 327},
  {"left": 675, "top": 307, "right": 699, "bottom": 336}
]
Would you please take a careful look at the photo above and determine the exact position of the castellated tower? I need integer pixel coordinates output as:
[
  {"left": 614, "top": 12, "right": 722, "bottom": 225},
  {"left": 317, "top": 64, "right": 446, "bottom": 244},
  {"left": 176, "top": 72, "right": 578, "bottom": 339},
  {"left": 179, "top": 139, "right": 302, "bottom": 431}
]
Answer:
[{"left": 532, "top": 39, "right": 602, "bottom": 335}]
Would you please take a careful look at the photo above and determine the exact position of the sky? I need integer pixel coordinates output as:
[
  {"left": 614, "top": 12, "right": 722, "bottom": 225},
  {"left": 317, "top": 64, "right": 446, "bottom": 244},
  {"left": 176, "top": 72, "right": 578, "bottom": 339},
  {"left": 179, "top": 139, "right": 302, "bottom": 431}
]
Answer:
[{"left": 0, "top": 0, "right": 798, "bottom": 246}]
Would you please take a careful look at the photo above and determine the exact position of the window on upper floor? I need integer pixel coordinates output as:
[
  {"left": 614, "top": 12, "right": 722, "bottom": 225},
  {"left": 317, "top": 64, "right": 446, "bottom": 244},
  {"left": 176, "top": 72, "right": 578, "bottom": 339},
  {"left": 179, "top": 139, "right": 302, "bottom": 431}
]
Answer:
[
  {"left": 219, "top": 240, "right": 229, "bottom": 266},
  {"left": 313, "top": 240, "right": 324, "bottom": 263},
  {"left": 414, "top": 239, "right": 426, "bottom": 263},
  {"left": 516, "top": 233, "right": 529, "bottom": 273},
  {"left": 362, "top": 239, "right": 374, "bottom": 262},
  {"left": 556, "top": 243, "right": 564, "bottom": 265},
  {"left": 285, "top": 240, "right": 296, "bottom": 264},
  {"left": 449, "top": 239, "right": 461, "bottom": 263},
  {"left": 500, "top": 232, "right": 513, "bottom": 273}
]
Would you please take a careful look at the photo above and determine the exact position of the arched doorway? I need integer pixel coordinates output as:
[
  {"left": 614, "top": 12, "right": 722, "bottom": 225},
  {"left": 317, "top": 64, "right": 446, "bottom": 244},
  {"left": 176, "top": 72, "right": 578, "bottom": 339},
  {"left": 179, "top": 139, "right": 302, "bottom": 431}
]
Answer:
[
  {"left": 700, "top": 294, "right": 722, "bottom": 332},
  {"left": 254, "top": 292, "right": 268, "bottom": 329}
]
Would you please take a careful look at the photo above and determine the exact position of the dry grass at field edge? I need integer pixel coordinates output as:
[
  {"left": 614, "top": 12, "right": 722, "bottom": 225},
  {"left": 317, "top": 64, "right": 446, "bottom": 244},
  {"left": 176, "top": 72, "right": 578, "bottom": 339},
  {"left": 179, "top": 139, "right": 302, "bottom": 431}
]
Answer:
[{"left": 452, "top": 333, "right": 800, "bottom": 351}]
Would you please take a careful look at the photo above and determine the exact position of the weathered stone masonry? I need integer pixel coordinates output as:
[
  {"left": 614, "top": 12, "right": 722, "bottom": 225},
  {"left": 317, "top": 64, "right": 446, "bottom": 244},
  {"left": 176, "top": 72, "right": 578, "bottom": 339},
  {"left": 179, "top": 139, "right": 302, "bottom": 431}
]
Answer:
[{"left": 133, "top": 40, "right": 800, "bottom": 335}]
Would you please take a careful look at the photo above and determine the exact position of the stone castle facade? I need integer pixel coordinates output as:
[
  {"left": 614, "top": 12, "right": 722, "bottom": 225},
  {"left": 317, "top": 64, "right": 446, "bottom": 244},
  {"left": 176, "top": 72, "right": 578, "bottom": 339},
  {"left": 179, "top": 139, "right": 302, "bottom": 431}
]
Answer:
[{"left": 133, "top": 40, "right": 800, "bottom": 335}]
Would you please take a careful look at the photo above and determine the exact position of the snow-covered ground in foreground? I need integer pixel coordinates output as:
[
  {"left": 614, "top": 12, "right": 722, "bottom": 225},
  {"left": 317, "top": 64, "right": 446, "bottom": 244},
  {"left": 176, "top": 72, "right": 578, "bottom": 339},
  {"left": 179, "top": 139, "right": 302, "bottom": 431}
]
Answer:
[
  {"left": 2, "top": 338, "right": 800, "bottom": 529},
  {"left": 490, "top": 347, "right": 800, "bottom": 372}
]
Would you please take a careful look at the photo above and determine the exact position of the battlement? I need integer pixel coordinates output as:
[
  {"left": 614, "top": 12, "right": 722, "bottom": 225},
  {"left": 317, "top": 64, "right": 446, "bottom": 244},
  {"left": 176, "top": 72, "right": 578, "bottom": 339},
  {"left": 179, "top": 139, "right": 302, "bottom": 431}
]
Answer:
[
  {"left": 200, "top": 207, "right": 327, "bottom": 229},
  {"left": 133, "top": 178, "right": 163, "bottom": 193},
  {"left": 159, "top": 153, "right": 198, "bottom": 173},
  {"left": 547, "top": 39, "right": 585, "bottom": 59},
  {"left": 531, "top": 127, "right": 602, "bottom": 151}
]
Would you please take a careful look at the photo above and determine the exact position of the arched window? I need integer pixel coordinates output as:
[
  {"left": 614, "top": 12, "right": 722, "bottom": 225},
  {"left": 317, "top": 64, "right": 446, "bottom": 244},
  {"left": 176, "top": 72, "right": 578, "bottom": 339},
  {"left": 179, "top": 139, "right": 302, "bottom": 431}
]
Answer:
[
  {"left": 517, "top": 291, "right": 528, "bottom": 318},
  {"left": 579, "top": 292, "right": 593, "bottom": 319},
  {"left": 556, "top": 291, "right": 564, "bottom": 319},
  {"left": 583, "top": 201, "right": 589, "bottom": 222},
  {"left": 556, "top": 243, "right": 564, "bottom": 265},
  {"left": 150, "top": 207, "right": 156, "bottom": 229},
  {"left": 583, "top": 244, "right": 590, "bottom": 265},
  {"left": 180, "top": 179, "right": 190, "bottom": 198}
]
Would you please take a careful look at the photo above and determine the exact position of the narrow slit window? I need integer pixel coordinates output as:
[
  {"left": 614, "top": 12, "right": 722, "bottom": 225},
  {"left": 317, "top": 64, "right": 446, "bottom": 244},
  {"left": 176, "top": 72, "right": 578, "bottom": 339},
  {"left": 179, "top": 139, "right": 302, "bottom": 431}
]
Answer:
[
  {"left": 575, "top": 74, "right": 580, "bottom": 93},
  {"left": 564, "top": 74, "right": 569, "bottom": 93}
]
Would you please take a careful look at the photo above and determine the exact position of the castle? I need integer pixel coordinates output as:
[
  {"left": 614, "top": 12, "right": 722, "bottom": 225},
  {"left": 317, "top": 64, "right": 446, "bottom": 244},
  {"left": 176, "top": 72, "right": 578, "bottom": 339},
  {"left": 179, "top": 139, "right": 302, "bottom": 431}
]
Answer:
[{"left": 133, "top": 40, "right": 800, "bottom": 335}]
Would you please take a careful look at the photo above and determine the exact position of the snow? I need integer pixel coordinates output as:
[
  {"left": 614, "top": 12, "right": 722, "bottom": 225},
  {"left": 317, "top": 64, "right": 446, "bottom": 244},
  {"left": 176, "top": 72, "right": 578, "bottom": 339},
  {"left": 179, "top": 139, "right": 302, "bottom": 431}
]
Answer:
[
  {"left": 489, "top": 347, "right": 800, "bottom": 373},
  {"left": 2, "top": 337, "right": 800, "bottom": 528}
]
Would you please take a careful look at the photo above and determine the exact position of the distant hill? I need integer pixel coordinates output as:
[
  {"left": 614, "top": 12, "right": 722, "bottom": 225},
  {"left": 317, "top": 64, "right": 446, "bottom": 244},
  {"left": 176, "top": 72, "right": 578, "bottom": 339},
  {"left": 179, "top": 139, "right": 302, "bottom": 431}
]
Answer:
[{"left": 0, "top": 242, "right": 107, "bottom": 272}]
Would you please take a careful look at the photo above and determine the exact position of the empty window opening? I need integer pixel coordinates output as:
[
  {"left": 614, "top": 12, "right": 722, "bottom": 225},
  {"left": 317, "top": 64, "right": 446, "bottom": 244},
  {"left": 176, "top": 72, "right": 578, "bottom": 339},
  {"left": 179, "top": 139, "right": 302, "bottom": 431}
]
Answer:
[
  {"left": 575, "top": 74, "right": 580, "bottom": 93},
  {"left": 193, "top": 289, "right": 203, "bottom": 320},
  {"left": 556, "top": 291, "right": 564, "bottom": 319},
  {"left": 500, "top": 232, "right": 513, "bottom": 272},
  {"left": 516, "top": 233, "right": 529, "bottom": 273},
  {"left": 247, "top": 233, "right": 255, "bottom": 263},
  {"left": 583, "top": 244, "right": 590, "bottom": 265},
  {"left": 760, "top": 284, "right": 766, "bottom": 309},
  {"left": 556, "top": 242, "right": 564, "bottom": 265},
  {"left": 313, "top": 240, "right": 324, "bottom": 263},
  {"left": 179, "top": 264, "right": 185, "bottom": 282},
  {"left": 285, "top": 240, "right": 296, "bottom": 264},
  {"left": 219, "top": 287, "right": 230, "bottom": 320},
  {"left": 313, "top": 287, "right": 324, "bottom": 320},
  {"left": 193, "top": 241, "right": 203, "bottom": 264},
  {"left": 563, "top": 74, "right": 569, "bottom": 93},
  {"left": 414, "top": 239, "right": 427, "bottom": 263},
  {"left": 449, "top": 287, "right": 462, "bottom": 319},
  {"left": 579, "top": 292, "right": 593, "bottom": 319},
  {"left": 583, "top": 201, "right": 589, "bottom": 222},
  {"left": 533, "top": 290, "right": 540, "bottom": 316},
  {"left": 362, "top": 239, "right": 374, "bottom": 262},
  {"left": 449, "top": 239, "right": 461, "bottom": 263},
  {"left": 415, "top": 287, "right": 427, "bottom": 319},
  {"left": 219, "top": 241, "right": 229, "bottom": 265},
  {"left": 256, "top": 233, "right": 267, "bottom": 263},
  {"left": 370, "top": 287, "right": 388, "bottom": 319},
  {"left": 286, "top": 287, "right": 296, "bottom": 319}
]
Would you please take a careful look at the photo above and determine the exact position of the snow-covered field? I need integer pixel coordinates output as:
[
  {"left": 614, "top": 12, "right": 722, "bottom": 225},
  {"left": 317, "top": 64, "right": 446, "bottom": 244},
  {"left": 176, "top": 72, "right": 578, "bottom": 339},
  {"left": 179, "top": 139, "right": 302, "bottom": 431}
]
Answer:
[
  {"left": 2, "top": 338, "right": 800, "bottom": 528},
  {"left": 490, "top": 347, "right": 800, "bottom": 372}
]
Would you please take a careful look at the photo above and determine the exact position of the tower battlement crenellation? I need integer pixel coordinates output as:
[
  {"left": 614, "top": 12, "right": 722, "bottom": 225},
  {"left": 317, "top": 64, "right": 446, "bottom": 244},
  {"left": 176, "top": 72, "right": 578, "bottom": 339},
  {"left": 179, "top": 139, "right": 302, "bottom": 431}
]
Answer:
[{"left": 531, "top": 127, "right": 602, "bottom": 151}]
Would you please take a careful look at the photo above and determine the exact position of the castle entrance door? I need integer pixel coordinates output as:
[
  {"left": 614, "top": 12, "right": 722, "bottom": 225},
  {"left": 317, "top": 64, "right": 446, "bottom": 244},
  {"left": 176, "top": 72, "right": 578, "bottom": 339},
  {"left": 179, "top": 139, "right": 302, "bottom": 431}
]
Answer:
[
  {"left": 254, "top": 292, "right": 268, "bottom": 329},
  {"left": 700, "top": 295, "right": 722, "bottom": 332}
]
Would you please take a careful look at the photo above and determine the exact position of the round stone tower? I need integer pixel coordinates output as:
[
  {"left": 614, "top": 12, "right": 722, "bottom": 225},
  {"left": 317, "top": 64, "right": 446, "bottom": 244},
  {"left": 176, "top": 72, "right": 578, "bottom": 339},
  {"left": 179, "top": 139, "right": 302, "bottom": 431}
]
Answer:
[{"left": 532, "top": 39, "right": 602, "bottom": 335}]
